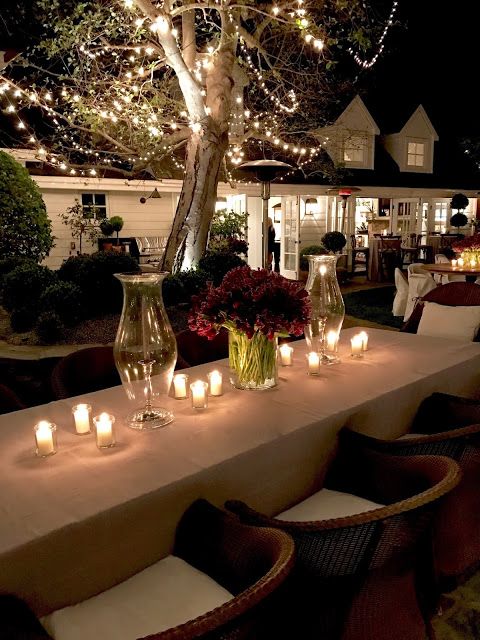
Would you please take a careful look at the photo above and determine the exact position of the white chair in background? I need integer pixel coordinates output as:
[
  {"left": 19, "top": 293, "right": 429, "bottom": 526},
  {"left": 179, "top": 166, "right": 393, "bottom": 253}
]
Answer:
[
  {"left": 404, "top": 272, "right": 437, "bottom": 321},
  {"left": 435, "top": 254, "right": 465, "bottom": 284},
  {"left": 407, "top": 263, "right": 428, "bottom": 277},
  {"left": 393, "top": 268, "right": 409, "bottom": 317}
]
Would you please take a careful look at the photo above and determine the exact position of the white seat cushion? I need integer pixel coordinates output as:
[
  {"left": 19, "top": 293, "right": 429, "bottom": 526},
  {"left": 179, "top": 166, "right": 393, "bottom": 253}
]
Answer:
[
  {"left": 417, "top": 302, "right": 480, "bottom": 342},
  {"left": 41, "top": 555, "right": 233, "bottom": 640},
  {"left": 276, "top": 488, "right": 384, "bottom": 522}
]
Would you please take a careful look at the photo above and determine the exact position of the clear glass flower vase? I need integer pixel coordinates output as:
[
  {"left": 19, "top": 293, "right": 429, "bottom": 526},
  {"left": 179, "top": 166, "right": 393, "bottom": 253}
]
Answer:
[
  {"left": 114, "top": 272, "right": 177, "bottom": 429},
  {"left": 304, "top": 254, "right": 345, "bottom": 365},
  {"left": 229, "top": 330, "right": 278, "bottom": 390}
]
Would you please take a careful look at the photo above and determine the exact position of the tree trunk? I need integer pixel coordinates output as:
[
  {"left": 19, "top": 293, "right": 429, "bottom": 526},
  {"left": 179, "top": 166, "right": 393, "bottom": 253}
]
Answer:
[{"left": 162, "top": 124, "right": 227, "bottom": 271}]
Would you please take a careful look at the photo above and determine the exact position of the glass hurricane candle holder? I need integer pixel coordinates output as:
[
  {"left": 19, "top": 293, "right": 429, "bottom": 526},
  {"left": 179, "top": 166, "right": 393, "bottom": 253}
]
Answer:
[
  {"left": 93, "top": 413, "right": 116, "bottom": 449},
  {"left": 34, "top": 421, "right": 57, "bottom": 458},
  {"left": 72, "top": 403, "right": 92, "bottom": 435}
]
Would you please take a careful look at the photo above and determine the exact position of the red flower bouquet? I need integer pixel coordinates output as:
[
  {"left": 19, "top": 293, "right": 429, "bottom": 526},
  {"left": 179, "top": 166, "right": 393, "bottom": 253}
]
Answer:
[{"left": 452, "top": 234, "right": 480, "bottom": 254}]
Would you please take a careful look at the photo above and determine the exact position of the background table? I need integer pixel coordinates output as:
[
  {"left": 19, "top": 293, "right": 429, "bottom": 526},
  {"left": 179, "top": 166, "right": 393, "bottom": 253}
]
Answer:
[
  {"left": 1, "top": 328, "right": 480, "bottom": 615},
  {"left": 423, "top": 263, "right": 480, "bottom": 283}
]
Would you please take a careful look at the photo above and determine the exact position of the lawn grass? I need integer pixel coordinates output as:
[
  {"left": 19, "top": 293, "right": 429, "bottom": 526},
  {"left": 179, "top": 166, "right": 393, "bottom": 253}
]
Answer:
[{"left": 343, "top": 286, "right": 404, "bottom": 329}]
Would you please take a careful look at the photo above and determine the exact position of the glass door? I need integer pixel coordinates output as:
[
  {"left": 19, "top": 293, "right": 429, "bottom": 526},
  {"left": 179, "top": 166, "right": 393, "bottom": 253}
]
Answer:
[{"left": 281, "top": 196, "right": 300, "bottom": 279}]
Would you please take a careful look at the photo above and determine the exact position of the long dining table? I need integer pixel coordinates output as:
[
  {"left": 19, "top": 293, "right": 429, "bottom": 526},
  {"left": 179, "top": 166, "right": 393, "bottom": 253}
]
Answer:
[{"left": 1, "top": 327, "right": 480, "bottom": 616}]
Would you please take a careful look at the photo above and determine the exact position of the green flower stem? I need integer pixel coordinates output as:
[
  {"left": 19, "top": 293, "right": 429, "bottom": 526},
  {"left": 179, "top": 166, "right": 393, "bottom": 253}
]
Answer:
[{"left": 229, "top": 330, "right": 277, "bottom": 388}]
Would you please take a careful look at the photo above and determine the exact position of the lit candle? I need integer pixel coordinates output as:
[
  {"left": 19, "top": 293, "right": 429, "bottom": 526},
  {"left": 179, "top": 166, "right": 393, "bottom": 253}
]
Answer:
[
  {"left": 307, "top": 352, "right": 320, "bottom": 375},
  {"left": 451, "top": 259, "right": 458, "bottom": 268},
  {"left": 470, "top": 258, "right": 476, "bottom": 269},
  {"left": 207, "top": 370, "right": 223, "bottom": 396},
  {"left": 34, "top": 421, "right": 57, "bottom": 457},
  {"left": 173, "top": 373, "right": 189, "bottom": 399},
  {"left": 319, "top": 265, "right": 327, "bottom": 276},
  {"left": 358, "top": 331, "right": 369, "bottom": 351},
  {"left": 326, "top": 331, "right": 338, "bottom": 352},
  {"left": 72, "top": 403, "right": 91, "bottom": 435},
  {"left": 351, "top": 335, "right": 364, "bottom": 358},
  {"left": 279, "top": 344, "right": 293, "bottom": 366},
  {"left": 458, "top": 257, "right": 465, "bottom": 267},
  {"left": 93, "top": 413, "right": 115, "bottom": 449},
  {"left": 190, "top": 380, "right": 208, "bottom": 409}
]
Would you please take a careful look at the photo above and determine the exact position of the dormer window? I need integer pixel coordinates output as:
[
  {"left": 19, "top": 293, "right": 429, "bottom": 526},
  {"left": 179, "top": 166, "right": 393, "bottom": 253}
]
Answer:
[
  {"left": 407, "top": 141, "right": 425, "bottom": 167},
  {"left": 343, "top": 136, "right": 365, "bottom": 165}
]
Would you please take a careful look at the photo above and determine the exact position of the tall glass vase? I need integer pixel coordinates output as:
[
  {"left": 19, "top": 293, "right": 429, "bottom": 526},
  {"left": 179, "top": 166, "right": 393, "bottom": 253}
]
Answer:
[
  {"left": 304, "top": 255, "right": 345, "bottom": 365},
  {"left": 114, "top": 272, "right": 177, "bottom": 429},
  {"left": 229, "top": 330, "right": 278, "bottom": 390}
]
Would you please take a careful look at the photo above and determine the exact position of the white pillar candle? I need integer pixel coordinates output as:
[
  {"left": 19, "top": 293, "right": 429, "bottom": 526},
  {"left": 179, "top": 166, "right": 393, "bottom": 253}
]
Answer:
[
  {"left": 358, "top": 331, "right": 369, "bottom": 351},
  {"left": 307, "top": 352, "right": 320, "bottom": 375},
  {"left": 34, "top": 421, "right": 57, "bottom": 457},
  {"left": 173, "top": 374, "right": 189, "bottom": 399},
  {"left": 72, "top": 403, "right": 91, "bottom": 435},
  {"left": 351, "top": 335, "right": 364, "bottom": 358},
  {"left": 207, "top": 370, "right": 223, "bottom": 396},
  {"left": 326, "top": 331, "right": 338, "bottom": 352},
  {"left": 190, "top": 380, "right": 208, "bottom": 409},
  {"left": 93, "top": 413, "right": 115, "bottom": 449},
  {"left": 470, "top": 258, "right": 477, "bottom": 268},
  {"left": 458, "top": 257, "right": 465, "bottom": 267},
  {"left": 279, "top": 344, "right": 293, "bottom": 366},
  {"left": 451, "top": 259, "right": 458, "bottom": 268}
]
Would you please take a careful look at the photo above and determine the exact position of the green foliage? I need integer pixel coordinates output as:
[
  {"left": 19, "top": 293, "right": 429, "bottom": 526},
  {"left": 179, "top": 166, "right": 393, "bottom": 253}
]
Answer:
[
  {"left": 162, "top": 274, "right": 185, "bottom": 307},
  {"left": 59, "top": 251, "right": 139, "bottom": 314},
  {"left": 198, "top": 251, "right": 247, "bottom": 286},
  {"left": 321, "top": 231, "right": 347, "bottom": 253},
  {"left": 99, "top": 219, "right": 115, "bottom": 237},
  {"left": 2, "top": 263, "right": 57, "bottom": 321},
  {"left": 209, "top": 209, "right": 247, "bottom": 239},
  {"left": 59, "top": 199, "right": 100, "bottom": 253},
  {"left": 163, "top": 269, "right": 210, "bottom": 306},
  {"left": 450, "top": 213, "right": 469, "bottom": 229},
  {"left": 10, "top": 308, "right": 38, "bottom": 333},
  {"left": 300, "top": 245, "right": 328, "bottom": 271},
  {"left": 39, "top": 281, "right": 84, "bottom": 325},
  {"left": 450, "top": 193, "right": 469, "bottom": 212},
  {"left": 109, "top": 216, "right": 124, "bottom": 244},
  {"left": 36, "top": 312, "right": 65, "bottom": 344},
  {"left": 0, "top": 151, "right": 54, "bottom": 261}
]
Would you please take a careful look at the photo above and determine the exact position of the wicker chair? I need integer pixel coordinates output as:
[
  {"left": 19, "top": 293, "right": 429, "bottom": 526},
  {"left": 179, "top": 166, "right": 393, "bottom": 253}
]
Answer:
[
  {"left": 227, "top": 442, "right": 460, "bottom": 640},
  {"left": 1, "top": 500, "right": 294, "bottom": 640},
  {"left": 341, "top": 392, "right": 480, "bottom": 588},
  {"left": 176, "top": 328, "right": 229, "bottom": 368},
  {"left": 50, "top": 346, "right": 121, "bottom": 400},
  {"left": 0, "top": 382, "right": 25, "bottom": 414},
  {"left": 402, "top": 281, "right": 480, "bottom": 335}
]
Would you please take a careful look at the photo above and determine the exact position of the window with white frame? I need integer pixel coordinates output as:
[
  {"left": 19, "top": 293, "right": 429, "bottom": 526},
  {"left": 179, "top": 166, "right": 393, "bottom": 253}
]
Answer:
[
  {"left": 434, "top": 201, "right": 448, "bottom": 233},
  {"left": 343, "top": 136, "right": 365, "bottom": 164},
  {"left": 407, "top": 141, "right": 425, "bottom": 167},
  {"left": 81, "top": 193, "right": 107, "bottom": 219}
]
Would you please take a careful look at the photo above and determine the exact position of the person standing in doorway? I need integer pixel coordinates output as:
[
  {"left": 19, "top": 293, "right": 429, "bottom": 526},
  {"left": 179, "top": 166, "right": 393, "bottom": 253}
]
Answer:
[{"left": 267, "top": 217, "right": 276, "bottom": 270}]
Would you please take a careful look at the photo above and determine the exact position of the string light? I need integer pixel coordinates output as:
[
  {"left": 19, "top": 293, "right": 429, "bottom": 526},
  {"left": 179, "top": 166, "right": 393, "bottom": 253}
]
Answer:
[{"left": 349, "top": 1, "right": 398, "bottom": 69}]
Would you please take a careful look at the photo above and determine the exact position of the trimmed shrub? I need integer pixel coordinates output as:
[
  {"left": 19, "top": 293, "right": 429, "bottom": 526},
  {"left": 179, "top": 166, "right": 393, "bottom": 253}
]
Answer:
[
  {"left": 39, "top": 281, "right": 84, "bottom": 326},
  {"left": 450, "top": 212, "right": 469, "bottom": 229},
  {"left": 300, "top": 245, "right": 328, "bottom": 271},
  {"left": 2, "top": 263, "right": 57, "bottom": 315},
  {"left": 0, "top": 150, "right": 54, "bottom": 260},
  {"left": 177, "top": 269, "right": 209, "bottom": 299},
  {"left": 10, "top": 308, "right": 38, "bottom": 333},
  {"left": 321, "top": 231, "right": 347, "bottom": 253},
  {"left": 198, "top": 251, "right": 247, "bottom": 286},
  {"left": 59, "top": 251, "right": 139, "bottom": 314},
  {"left": 36, "top": 312, "right": 65, "bottom": 344},
  {"left": 163, "top": 274, "right": 186, "bottom": 307},
  {"left": 0, "top": 256, "right": 37, "bottom": 300}
]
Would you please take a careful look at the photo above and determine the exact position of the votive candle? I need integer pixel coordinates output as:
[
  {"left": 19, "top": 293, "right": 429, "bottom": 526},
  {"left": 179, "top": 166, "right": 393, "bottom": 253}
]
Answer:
[
  {"left": 307, "top": 352, "right": 320, "bottom": 375},
  {"left": 279, "top": 344, "right": 293, "bottom": 366},
  {"left": 458, "top": 257, "right": 465, "bottom": 267},
  {"left": 34, "top": 421, "right": 57, "bottom": 457},
  {"left": 358, "top": 331, "right": 369, "bottom": 351},
  {"left": 351, "top": 335, "right": 364, "bottom": 358},
  {"left": 93, "top": 413, "right": 115, "bottom": 449},
  {"left": 208, "top": 370, "right": 223, "bottom": 396},
  {"left": 190, "top": 380, "right": 208, "bottom": 409},
  {"left": 470, "top": 258, "right": 477, "bottom": 269},
  {"left": 72, "top": 403, "right": 91, "bottom": 435},
  {"left": 451, "top": 259, "right": 458, "bottom": 268},
  {"left": 173, "top": 373, "right": 189, "bottom": 399},
  {"left": 326, "top": 331, "right": 338, "bottom": 352}
]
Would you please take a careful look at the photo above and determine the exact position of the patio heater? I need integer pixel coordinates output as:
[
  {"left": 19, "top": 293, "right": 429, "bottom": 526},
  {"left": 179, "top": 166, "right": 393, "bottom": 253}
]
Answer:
[
  {"left": 237, "top": 160, "right": 293, "bottom": 268},
  {"left": 327, "top": 186, "right": 361, "bottom": 234}
]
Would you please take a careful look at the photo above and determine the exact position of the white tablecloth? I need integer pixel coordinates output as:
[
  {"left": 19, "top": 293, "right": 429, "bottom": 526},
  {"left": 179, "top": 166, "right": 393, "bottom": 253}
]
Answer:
[{"left": 1, "top": 328, "right": 480, "bottom": 614}]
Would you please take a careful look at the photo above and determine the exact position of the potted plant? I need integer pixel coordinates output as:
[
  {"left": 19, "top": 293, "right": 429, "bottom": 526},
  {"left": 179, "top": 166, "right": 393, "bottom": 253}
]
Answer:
[
  {"left": 109, "top": 216, "right": 124, "bottom": 246},
  {"left": 299, "top": 245, "right": 328, "bottom": 280},
  {"left": 450, "top": 212, "right": 469, "bottom": 230},
  {"left": 321, "top": 231, "right": 347, "bottom": 254},
  {"left": 99, "top": 219, "right": 115, "bottom": 251}
]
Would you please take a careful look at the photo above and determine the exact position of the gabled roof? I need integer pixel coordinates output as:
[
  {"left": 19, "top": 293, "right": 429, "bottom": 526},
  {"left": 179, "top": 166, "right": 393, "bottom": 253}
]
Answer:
[
  {"left": 336, "top": 95, "right": 380, "bottom": 135},
  {"left": 398, "top": 105, "right": 439, "bottom": 141}
]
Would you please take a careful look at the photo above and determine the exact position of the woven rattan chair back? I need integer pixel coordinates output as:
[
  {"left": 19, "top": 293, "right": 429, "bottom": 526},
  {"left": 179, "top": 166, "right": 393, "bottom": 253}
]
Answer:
[{"left": 227, "top": 446, "right": 460, "bottom": 640}]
